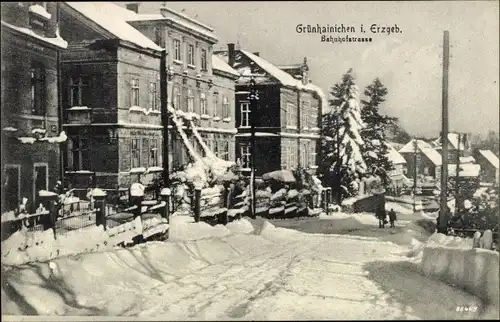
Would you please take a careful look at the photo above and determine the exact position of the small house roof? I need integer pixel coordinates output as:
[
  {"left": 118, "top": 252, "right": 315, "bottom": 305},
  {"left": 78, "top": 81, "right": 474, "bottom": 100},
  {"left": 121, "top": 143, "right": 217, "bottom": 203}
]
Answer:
[
  {"left": 212, "top": 55, "right": 239, "bottom": 77},
  {"left": 399, "top": 139, "right": 442, "bottom": 166},
  {"left": 478, "top": 150, "right": 499, "bottom": 169}
]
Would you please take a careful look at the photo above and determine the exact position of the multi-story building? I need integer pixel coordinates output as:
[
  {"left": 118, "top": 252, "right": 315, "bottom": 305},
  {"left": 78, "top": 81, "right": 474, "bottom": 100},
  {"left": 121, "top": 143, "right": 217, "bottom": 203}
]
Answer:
[
  {"left": 215, "top": 45, "right": 325, "bottom": 176},
  {"left": 58, "top": 2, "right": 163, "bottom": 196},
  {"left": 123, "top": 5, "right": 238, "bottom": 169},
  {"left": 1, "top": 2, "right": 68, "bottom": 212}
]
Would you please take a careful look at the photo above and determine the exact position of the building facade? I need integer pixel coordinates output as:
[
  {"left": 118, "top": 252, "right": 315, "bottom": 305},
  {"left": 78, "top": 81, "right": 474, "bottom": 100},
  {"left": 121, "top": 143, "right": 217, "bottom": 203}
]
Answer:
[
  {"left": 399, "top": 139, "right": 442, "bottom": 181},
  {"left": 475, "top": 149, "right": 499, "bottom": 184},
  {"left": 215, "top": 45, "right": 324, "bottom": 176},
  {"left": 1, "top": 2, "right": 68, "bottom": 212},
  {"left": 125, "top": 5, "right": 238, "bottom": 170},
  {"left": 432, "top": 132, "right": 472, "bottom": 163},
  {"left": 58, "top": 2, "right": 163, "bottom": 197}
]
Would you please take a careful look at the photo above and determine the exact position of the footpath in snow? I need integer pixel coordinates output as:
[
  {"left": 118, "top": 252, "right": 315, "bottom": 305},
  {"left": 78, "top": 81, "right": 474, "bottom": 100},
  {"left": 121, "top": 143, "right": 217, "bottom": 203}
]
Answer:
[{"left": 2, "top": 213, "right": 497, "bottom": 320}]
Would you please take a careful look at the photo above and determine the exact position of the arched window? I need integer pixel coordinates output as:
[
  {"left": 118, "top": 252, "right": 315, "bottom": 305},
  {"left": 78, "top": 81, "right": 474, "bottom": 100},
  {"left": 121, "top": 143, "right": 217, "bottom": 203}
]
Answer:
[{"left": 31, "top": 63, "right": 46, "bottom": 115}]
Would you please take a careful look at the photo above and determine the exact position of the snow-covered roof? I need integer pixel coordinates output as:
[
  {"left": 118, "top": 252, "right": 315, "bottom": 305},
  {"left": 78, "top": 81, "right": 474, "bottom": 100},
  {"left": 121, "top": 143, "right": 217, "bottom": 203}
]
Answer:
[
  {"left": 1, "top": 20, "right": 68, "bottom": 49},
  {"left": 448, "top": 163, "right": 481, "bottom": 177},
  {"left": 433, "top": 132, "right": 466, "bottom": 150},
  {"left": 459, "top": 156, "right": 475, "bottom": 164},
  {"left": 125, "top": 8, "right": 218, "bottom": 42},
  {"left": 64, "top": 2, "right": 162, "bottom": 52},
  {"left": 234, "top": 50, "right": 328, "bottom": 112},
  {"left": 479, "top": 150, "right": 499, "bottom": 169},
  {"left": 399, "top": 139, "right": 442, "bottom": 166},
  {"left": 212, "top": 55, "right": 239, "bottom": 77},
  {"left": 386, "top": 144, "right": 407, "bottom": 164}
]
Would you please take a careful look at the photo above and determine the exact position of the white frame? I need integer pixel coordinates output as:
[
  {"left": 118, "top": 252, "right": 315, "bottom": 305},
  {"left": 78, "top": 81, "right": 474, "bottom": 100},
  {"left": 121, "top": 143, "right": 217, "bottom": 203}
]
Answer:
[
  {"left": 188, "top": 43, "right": 195, "bottom": 66},
  {"left": 69, "top": 76, "right": 87, "bottom": 107},
  {"left": 222, "top": 96, "right": 230, "bottom": 118},
  {"left": 173, "top": 39, "right": 182, "bottom": 61},
  {"left": 187, "top": 89, "right": 194, "bottom": 112},
  {"left": 240, "top": 144, "right": 251, "bottom": 168},
  {"left": 131, "top": 78, "right": 140, "bottom": 106},
  {"left": 286, "top": 102, "right": 297, "bottom": 128},
  {"left": 4, "top": 164, "right": 21, "bottom": 209},
  {"left": 200, "top": 92, "right": 207, "bottom": 115},
  {"left": 131, "top": 137, "right": 141, "bottom": 168},
  {"left": 240, "top": 101, "right": 250, "bottom": 127},
  {"left": 201, "top": 48, "right": 208, "bottom": 71},
  {"left": 33, "top": 162, "right": 49, "bottom": 206},
  {"left": 149, "top": 81, "right": 158, "bottom": 111}
]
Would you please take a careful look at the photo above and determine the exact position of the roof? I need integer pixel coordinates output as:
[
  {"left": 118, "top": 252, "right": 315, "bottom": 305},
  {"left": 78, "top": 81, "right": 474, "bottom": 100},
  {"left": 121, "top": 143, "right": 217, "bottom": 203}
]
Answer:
[
  {"left": 64, "top": 2, "right": 162, "bottom": 52},
  {"left": 399, "top": 139, "right": 442, "bottom": 166},
  {"left": 1, "top": 20, "right": 68, "bottom": 49},
  {"left": 385, "top": 144, "right": 406, "bottom": 164},
  {"left": 448, "top": 163, "right": 481, "bottom": 177},
  {"left": 234, "top": 50, "right": 328, "bottom": 112},
  {"left": 212, "top": 55, "right": 239, "bottom": 77},
  {"left": 479, "top": 150, "right": 499, "bottom": 169},
  {"left": 125, "top": 8, "right": 217, "bottom": 42},
  {"left": 433, "top": 132, "right": 466, "bottom": 150}
]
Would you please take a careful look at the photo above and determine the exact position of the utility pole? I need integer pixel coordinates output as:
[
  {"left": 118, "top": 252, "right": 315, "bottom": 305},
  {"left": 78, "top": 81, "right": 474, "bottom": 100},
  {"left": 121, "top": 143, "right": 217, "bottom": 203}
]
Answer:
[
  {"left": 455, "top": 133, "right": 461, "bottom": 215},
  {"left": 439, "top": 30, "right": 450, "bottom": 234},
  {"left": 249, "top": 77, "right": 258, "bottom": 219},
  {"left": 160, "top": 49, "right": 170, "bottom": 188},
  {"left": 413, "top": 138, "right": 418, "bottom": 213}
]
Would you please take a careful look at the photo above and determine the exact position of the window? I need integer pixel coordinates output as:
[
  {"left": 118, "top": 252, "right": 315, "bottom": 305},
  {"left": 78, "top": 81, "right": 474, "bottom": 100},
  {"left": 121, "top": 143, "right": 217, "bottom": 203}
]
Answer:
[
  {"left": 286, "top": 102, "right": 297, "bottom": 128},
  {"left": 222, "top": 96, "right": 230, "bottom": 118},
  {"left": 131, "top": 78, "right": 140, "bottom": 106},
  {"left": 201, "top": 49, "right": 207, "bottom": 71},
  {"left": 173, "top": 87, "right": 181, "bottom": 110},
  {"left": 70, "top": 136, "right": 91, "bottom": 171},
  {"left": 187, "top": 89, "right": 194, "bottom": 112},
  {"left": 213, "top": 94, "right": 219, "bottom": 117},
  {"left": 240, "top": 144, "right": 251, "bottom": 168},
  {"left": 240, "top": 102, "right": 250, "bottom": 127},
  {"left": 131, "top": 138, "right": 141, "bottom": 168},
  {"left": 149, "top": 82, "right": 158, "bottom": 111},
  {"left": 301, "top": 101, "right": 310, "bottom": 129},
  {"left": 309, "top": 143, "right": 316, "bottom": 166},
  {"left": 150, "top": 139, "right": 159, "bottom": 167},
  {"left": 300, "top": 142, "right": 309, "bottom": 167},
  {"left": 69, "top": 76, "right": 88, "bottom": 107},
  {"left": 200, "top": 92, "right": 207, "bottom": 115},
  {"left": 219, "top": 139, "right": 230, "bottom": 160},
  {"left": 173, "top": 39, "right": 181, "bottom": 61},
  {"left": 31, "top": 63, "right": 45, "bottom": 115},
  {"left": 188, "top": 44, "right": 195, "bottom": 66}
]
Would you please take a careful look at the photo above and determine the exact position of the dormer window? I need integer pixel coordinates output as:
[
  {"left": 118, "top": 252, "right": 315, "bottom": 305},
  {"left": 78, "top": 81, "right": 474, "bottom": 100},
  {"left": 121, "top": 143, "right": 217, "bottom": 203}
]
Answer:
[{"left": 29, "top": 2, "right": 51, "bottom": 20}]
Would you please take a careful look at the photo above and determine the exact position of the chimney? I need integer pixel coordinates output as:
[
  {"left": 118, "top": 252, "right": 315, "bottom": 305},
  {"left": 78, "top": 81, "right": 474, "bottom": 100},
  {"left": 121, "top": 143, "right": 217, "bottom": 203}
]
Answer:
[
  {"left": 253, "top": 52, "right": 260, "bottom": 57},
  {"left": 126, "top": 3, "right": 140, "bottom": 13},
  {"left": 45, "top": 2, "right": 58, "bottom": 38},
  {"left": 228, "top": 43, "right": 235, "bottom": 67}
]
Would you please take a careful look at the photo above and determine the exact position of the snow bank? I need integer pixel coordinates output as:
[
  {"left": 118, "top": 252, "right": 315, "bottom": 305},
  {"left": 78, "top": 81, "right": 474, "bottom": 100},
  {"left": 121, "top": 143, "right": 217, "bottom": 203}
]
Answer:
[
  {"left": 168, "top": 215, "right": 231, "bottom": 241},
  {"left": 421, "top": 244, "right": 499, "bottom": 307},
  {"left": 226, "top": 218, "right": 254, "bottom": 235}
]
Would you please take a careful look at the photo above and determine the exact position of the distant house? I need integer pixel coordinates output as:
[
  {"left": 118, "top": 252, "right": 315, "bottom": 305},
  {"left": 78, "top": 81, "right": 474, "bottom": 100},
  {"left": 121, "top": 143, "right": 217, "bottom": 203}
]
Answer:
[
  {"left": 386, "top": 143, "right": 408, "bottom": 195},
  {"left": 432, "top": 132, "right": 472, "bottom": 163},
  {"left": 399, "top": 139, "right": 442, "bottom": 181},
  {"left": 475, "top": 149, "right": 499, "bottom": 184}
]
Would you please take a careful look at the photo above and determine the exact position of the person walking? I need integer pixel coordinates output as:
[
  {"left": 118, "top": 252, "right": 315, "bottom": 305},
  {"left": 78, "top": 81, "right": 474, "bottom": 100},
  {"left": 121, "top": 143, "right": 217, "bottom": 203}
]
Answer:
[
  {"left": 376, "top": 205, "right": 387, "bottom": 228},
  {"left": 388, "top": 208, "right": 397, "bottom": 228}
]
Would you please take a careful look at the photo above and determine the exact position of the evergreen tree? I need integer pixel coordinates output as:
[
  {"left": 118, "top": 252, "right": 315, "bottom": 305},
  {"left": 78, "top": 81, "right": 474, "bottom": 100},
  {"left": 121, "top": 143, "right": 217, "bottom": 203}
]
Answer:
[
  {"left": 360, "top": 78, "right": 394, "bottom": 186},
  {"left": 319, "top": 69, "right": 366, "bottom": 203}
]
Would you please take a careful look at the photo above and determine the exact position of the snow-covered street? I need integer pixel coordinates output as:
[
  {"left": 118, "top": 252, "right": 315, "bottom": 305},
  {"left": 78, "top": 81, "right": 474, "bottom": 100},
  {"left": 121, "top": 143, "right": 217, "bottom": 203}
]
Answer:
[{"left": 2, "top": 212, "right": 491, "bottom": 320}]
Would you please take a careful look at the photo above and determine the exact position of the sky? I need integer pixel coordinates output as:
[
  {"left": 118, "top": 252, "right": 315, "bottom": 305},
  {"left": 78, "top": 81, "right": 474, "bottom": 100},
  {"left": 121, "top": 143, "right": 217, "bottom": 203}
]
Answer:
[{"left": 118, "top": 1, "right": 499, "bottom": 138}]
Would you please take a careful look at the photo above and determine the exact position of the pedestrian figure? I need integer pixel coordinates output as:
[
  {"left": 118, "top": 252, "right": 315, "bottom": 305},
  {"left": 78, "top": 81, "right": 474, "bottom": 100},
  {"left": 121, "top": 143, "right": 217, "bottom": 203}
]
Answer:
[
  {"left": 388, "top": 208, "right": 397, "bottom": 228},
  {"left": 129, "top": 178, "right": 145, "bottom": 220},
  {"left": 376, "top": 205, "right": 387, "bottom": 228}
]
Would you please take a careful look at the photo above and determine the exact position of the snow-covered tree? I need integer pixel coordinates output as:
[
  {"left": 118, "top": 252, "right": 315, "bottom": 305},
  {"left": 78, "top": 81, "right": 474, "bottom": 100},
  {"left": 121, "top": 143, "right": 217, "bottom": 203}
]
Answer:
[
  {"left": 318, "top": 69, "right": 366, "bottom": 203},
  {"left": 360, "top": 78, "right": 394, "bottom": 186}
]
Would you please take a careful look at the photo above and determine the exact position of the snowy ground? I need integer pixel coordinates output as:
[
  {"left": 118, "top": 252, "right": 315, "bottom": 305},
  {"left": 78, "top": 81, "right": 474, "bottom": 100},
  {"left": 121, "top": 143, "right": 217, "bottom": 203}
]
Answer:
[{"left": 2, "top": 207, "right": 493, "bottom": 320}]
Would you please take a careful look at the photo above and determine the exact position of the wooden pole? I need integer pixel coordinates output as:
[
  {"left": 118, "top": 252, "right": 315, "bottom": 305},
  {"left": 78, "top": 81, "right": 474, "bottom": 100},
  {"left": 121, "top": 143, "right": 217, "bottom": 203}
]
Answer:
[
  {"left": 439, "top": 30, "right": 450, "bottom": 234},
  {"left": 413, "top": 138, "right": 418, "bottom": 213},
  {"left": 160, "top": 49, "right": 170, "bottom": 188},
  {"left": 455, "top": 133, "right": 461, "bottom": 215},
  {"left": 249, "top": 78, "right": 258, "bottom": 219}
]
